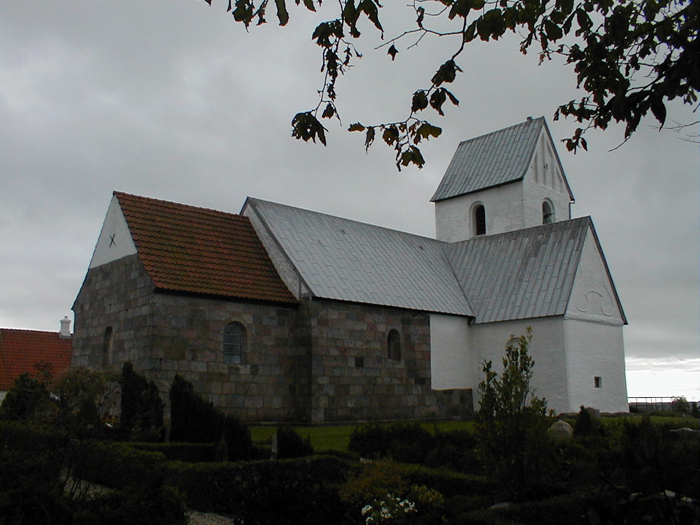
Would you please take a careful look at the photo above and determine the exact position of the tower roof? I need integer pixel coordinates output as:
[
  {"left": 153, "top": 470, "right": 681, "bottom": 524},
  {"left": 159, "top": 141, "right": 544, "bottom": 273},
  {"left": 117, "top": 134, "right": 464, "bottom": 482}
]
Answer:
[{"left": 431, "top": 117, "right": 573, "bottom": 202}]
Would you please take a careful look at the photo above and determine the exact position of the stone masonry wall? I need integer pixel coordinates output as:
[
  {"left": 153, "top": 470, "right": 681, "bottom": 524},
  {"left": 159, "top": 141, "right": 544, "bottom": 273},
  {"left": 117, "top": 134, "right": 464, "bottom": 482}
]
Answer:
[
  {"left": 72, "top": 254, "right": 154, "bottom": 372},
  {"left": 73, "top": 256, "right": 471, "bottom": 423},
  {"left": 305, "top": 299, "right": 469, "bottom": 422},
  {"left": 73, "top": 254, "right": 309, "bottom": 422}
]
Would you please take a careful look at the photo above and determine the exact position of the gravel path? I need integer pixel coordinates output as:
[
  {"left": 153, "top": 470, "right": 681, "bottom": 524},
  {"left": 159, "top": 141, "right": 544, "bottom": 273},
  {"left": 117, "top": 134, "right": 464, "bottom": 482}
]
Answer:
[{"left": 188, "top": 511, "right": 236, "bottom": 525}]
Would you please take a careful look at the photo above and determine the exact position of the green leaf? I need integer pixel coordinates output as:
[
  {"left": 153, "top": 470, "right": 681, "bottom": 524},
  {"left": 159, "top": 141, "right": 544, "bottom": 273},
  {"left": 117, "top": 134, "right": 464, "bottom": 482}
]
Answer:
[
  {"left": 399, "top": 146, "right": 425, "bottom": 169},
  {"left": 364, "top": 127, "right": 376, "bottom": 150},
  {"left": 382, "top": 125, "right": 400, "bottom": 146},
  {"left": 431, "top": 60, "right": 461, "bottom": 86},
  {"left": 300, "top": 0, "right": 316, "bottom": 11},
  {"left": 544, "top": 18, "right": 563, "bottom": 40},
  {"left": 650, "top": 95, "right": 666, "bottom": 127},
  {"left": 444, "top": 89, "right": 460, "bottom": 106},
  {"left": 430, "top": 89, "right": 448, "bottom": 115},
  {"left": 387, "top": 44, "right": 399, "bottom": 61},
  {"left": 276, "top": 0, "right": 290, "bottom": 25},
  {"left": 348, "top": 123, "right": 365, "bottom": 132},
  {"left": 291, "top": 112, "right": 327, "bottom": 146},
  {"left": 411, "top": 90, "right": 429, "bottom": 112},
  {"left": 416, "top": 123, "right": 442, "bottom": 142},
  {"left": 359, "top": 0, "right": 383, "bottom": 32},
  {"left": 416, "top": 6, "right": 425, "bottom": 26}
]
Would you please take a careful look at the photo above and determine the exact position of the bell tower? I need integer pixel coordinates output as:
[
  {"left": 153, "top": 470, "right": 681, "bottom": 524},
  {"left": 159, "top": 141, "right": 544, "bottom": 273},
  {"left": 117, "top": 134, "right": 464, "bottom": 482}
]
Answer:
[{"left": 432, "top": 117, "right": 575, "bottom": 243}]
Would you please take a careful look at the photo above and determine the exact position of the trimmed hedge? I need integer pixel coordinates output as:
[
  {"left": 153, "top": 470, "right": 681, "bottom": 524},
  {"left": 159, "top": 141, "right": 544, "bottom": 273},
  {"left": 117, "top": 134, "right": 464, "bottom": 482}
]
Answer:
[
  {"left": 455, "top": 491, "right": 610, "bottom": 525},
  {"left": 72, "top": 442, "right": 167, "bottom": 489},
  {"left": 397, "top": 463, "right": 496, "bottom": 499},
  {"left": 130, "top": 442, "right": 216, "bottom": 463},
  {"left": 168, "top": 455, "right": 352, "bottom": 512}
]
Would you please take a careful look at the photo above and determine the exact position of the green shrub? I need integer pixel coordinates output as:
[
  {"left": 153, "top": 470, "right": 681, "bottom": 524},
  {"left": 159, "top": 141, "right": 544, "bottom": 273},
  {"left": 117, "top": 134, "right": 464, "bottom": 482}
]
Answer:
[
  {"left": 424, "top": 429, "right": 481, "bottom": 473},
  {"left": 119, "top": 362, "right": 164, "bottom": 442},
  {"left": 616, "top": 416, "right": 700, "bottom": 498},
  {"left": 348, "top": 423, "right": 391, "bottom": 458},
  {"left": 398, "top": 463, "right": 496, "bottom": 499},
  {"left": 169, "top": 374, "right": 252, "bottom": 460},
  {"left": 341, "top": 459, "right": 494, "bottom": 516},
  {"left": 460, "top": 491, "right": 600, "bottom": 525},
  {"left": 477, "top": 329, "right": 555, "bottom": 500},
  {"left": 73, "top": 484, "right": 188, "bottom": 525},
  {"left": 130, "top": 442, "right": 216, "bottom": 462},
  {"left": 0, "top": 422, "right": 74, "bottom": 525},
  {"left": 71, "top": 441, "right": 167, "bottom": 489},
  {"left": 0, "top": 373, "right": 51, "bottom": 422},
  {"left": 386, "top": 421, "right": 433, "bottom": 464},
  {"left": 348, "top": 421, "right": 433, "bottom": 463},
  {"left": 169, "top": 455, "right": 351, "bottom": 521},
  {"left": 276, "top": 425, "right": 314, "bottom": 458}
]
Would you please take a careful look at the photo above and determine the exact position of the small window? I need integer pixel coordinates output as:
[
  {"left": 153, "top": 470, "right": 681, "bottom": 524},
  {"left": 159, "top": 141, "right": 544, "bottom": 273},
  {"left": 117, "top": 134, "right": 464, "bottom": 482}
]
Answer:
[
  {"left": 474, "top": 204, "right": 486, "bottom": 236},
  {"left": 594, "top": 376, "right": 602, "bottom": 388},
  {"left": 387, "top": 329, "right": 401, "bottom": 361},
  {"left": 223, "top": 322, "right": 246, "bottom": 364},
  {"left": 542, "top": 200, "right": 554, "bottom": 224},
  {"left": 102, "top": 326, "right": 113, "bottom": 367},
  {"left": 355, "top": 357, "right": 365, "bottom": 369}
]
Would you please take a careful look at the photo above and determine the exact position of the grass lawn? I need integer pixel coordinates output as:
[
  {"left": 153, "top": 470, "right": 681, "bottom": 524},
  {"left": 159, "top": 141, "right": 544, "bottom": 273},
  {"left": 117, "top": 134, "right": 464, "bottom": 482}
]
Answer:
[
  {"left": 249, "top": 420, "right": 479, "bottom": 453},
  {"left": 249, "top": 415, "right": 697, "bottom": 453}
]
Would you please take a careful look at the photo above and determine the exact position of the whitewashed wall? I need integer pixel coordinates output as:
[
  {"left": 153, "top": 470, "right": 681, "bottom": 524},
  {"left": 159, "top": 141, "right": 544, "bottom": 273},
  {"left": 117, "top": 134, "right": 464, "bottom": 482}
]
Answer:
[
  {"left": 469, "top": 318, "right": 570, "bottom": 413},
  {"left": 522, "top": 130, "right": 572, "bottom": 226},
  {"left": 89, "top": 196, "right": 137, "bottom": 269},
  {"left": 564, "top": 231, "right": 627, "bottom": 412},
  {"left": 563, "top": 319, "right": 627, "bottom": 412},
  {"left": 434, "top": 129, "right": 573, "bottom": 243},
  {"left": 435, "top": 183, "right": 524, "bottom": 242},
  {"left": 429, "top": 313, "right": 472, "bottom": 390}
]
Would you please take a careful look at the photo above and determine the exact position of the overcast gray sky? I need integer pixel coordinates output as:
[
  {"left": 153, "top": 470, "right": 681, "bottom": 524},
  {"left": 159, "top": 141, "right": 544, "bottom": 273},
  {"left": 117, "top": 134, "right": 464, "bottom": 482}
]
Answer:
[{"left": 1, "top": 1, "right": 698, "bottom": 399}]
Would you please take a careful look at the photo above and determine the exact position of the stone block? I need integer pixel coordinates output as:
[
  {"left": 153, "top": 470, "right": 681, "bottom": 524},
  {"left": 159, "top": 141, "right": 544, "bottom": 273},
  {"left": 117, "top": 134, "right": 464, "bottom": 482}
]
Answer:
[{"left": 191, "top": 361, "right": 207, "bottom": 373}]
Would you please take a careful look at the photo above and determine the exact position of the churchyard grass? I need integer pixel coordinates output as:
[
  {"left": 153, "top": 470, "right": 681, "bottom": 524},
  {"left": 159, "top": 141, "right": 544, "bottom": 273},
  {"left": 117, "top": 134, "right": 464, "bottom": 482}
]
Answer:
[{"left": 249, "top": 421, "right": 479, "bottom": 453}]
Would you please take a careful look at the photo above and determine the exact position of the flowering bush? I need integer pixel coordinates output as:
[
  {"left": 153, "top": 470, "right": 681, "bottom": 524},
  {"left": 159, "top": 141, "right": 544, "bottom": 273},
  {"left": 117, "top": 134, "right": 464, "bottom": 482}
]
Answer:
[{"left": 361, "top": 493, "right": 416, "bottom": 524}]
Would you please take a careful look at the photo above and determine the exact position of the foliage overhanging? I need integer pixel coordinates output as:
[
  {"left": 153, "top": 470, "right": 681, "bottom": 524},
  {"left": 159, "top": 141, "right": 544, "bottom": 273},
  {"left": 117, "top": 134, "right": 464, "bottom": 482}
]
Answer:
[{"left": 203, "top": 0, "right": 698, "bottom": 168}]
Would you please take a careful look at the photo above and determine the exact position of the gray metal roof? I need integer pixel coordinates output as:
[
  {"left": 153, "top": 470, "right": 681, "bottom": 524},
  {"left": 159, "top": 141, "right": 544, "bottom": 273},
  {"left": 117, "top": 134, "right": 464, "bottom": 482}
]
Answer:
[
  {"left": 431, "top": 117, "right": 545, "bottom": 202},
  {"left": 444, "top": 217, "right": 590, "bottom": 323},
  {"left": 245, "top": 198, "right": 475, "bottom": 316},
  {"left": 244, "top": 200, "right": 615, "bottom": 324}
]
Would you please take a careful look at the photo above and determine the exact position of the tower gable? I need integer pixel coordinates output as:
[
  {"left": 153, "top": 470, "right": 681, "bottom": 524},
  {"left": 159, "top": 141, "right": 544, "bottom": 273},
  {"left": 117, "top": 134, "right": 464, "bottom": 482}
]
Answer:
[
  {"left": 89, "top": 195, "right": 137, "bottom": 269},
  {"left": 434, "top": 118, "right": 575, "bottom": 242}
]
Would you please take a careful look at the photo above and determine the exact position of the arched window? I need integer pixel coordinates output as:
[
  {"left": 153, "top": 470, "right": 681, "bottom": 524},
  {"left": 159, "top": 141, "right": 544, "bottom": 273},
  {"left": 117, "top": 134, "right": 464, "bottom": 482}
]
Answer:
[
  {"left": 223, "top": 322, "right": 246, "bottom": 364},
  {"left": 542, "top": 200, "right": 554, "bottom": 224},
  {"left": 474, "top": 204, "right": 486, "bottom": 236},
  {"left": 387, "top": 329, "right": 401, "bottom": 362},
  {"left": 102, "top": 326, "right": 113, "bottom": 367}
]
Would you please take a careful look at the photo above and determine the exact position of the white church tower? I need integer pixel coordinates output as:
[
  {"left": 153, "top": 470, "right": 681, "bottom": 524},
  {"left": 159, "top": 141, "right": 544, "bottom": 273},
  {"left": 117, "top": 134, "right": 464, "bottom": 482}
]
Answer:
[{"left": 432, "top": 117, "right": 575, "bottom": 242}]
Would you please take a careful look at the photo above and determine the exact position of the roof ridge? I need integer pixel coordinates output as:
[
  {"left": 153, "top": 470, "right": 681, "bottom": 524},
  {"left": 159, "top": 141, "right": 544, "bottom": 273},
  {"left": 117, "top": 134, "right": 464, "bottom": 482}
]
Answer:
[
  {"left": 456, "top": 116, "right": 544, "bottom": 147},
  {"left": 111, "top": 192, "right": 297, "bottom": 304},
  {"left": 0, "top": 328, "right": 61, "bottom": 335},
  {"left": 449, "top": 216, "right": 590, "bottom": 246},
  {"left": 114, "top": 191, "right": 242, "bottom": 220},
  {"left": 246, "top": 197, "right": 441, "bottom": 243},
  {"left": 431, "top": 117, "right": 546, "bottom": 202}
]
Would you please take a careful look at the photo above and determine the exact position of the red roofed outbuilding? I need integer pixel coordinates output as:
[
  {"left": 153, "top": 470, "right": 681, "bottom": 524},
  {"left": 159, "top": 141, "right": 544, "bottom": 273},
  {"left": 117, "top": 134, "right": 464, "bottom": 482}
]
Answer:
[{"left": 0, "top": 323, "right": 73, "bottom": 401}]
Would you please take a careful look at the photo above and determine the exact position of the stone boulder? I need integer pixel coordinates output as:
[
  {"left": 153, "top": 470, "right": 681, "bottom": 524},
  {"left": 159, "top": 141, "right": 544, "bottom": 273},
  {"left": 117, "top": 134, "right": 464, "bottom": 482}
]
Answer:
[{"left": 548, "top": 420, "right": 574, "bottom": 440}]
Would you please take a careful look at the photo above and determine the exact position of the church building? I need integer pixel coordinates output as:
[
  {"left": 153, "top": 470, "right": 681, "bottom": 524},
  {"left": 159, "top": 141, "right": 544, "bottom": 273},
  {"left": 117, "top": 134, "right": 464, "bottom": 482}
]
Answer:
[{"left": 72, "top": 117, "right": 628, "bottom": 422}]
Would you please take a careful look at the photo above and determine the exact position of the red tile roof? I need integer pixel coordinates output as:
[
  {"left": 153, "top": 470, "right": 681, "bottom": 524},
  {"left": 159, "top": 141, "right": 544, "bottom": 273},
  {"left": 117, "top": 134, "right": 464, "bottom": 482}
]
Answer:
[
  {"left": 115, "top": 192, "right": 297, "bottom": 305},
  {"left": 0, "top": 329, "right": 73, "bottom": 391}
]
